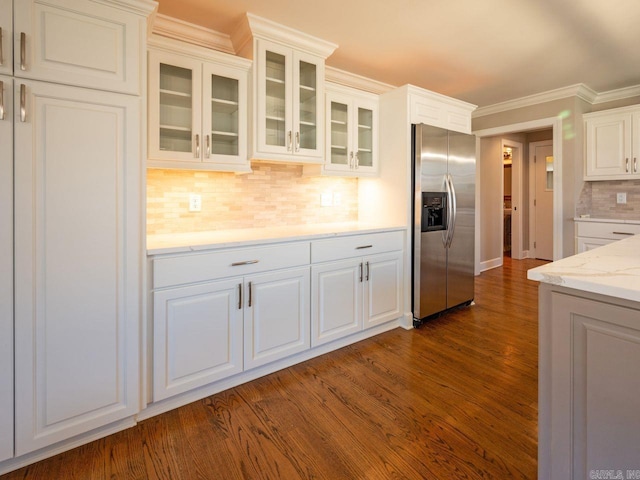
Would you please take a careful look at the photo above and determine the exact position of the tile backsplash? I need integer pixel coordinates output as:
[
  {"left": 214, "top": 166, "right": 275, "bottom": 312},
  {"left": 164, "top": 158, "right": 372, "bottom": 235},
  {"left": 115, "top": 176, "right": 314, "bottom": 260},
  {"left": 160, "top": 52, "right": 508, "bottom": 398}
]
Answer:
[
  {"left": 577, "top": 180, "right": 640, "bottom": 220},
  {"left": 147, "top": 163, "right": 359, "bottom": 235}
]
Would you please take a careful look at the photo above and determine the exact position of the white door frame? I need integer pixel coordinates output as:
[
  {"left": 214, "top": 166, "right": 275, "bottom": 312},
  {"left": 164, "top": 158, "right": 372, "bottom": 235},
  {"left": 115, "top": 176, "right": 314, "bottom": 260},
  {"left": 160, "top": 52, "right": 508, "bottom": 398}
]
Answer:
[
  {"left": 529, "top": 140, "right": 553, "bottom": 260},
  {"left": 502, "top": 139, "right": 524, "bottom": 260},
  {"left": 474, "top": 116, "right": 563, "bottom": 275}
]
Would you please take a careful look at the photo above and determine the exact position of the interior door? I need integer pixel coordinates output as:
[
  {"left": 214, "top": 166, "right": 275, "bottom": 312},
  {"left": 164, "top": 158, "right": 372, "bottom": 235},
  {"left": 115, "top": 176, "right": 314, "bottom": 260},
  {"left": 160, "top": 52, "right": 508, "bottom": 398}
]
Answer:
[{"left": 533, "top": 142, "right": 554, "bottom": 260}]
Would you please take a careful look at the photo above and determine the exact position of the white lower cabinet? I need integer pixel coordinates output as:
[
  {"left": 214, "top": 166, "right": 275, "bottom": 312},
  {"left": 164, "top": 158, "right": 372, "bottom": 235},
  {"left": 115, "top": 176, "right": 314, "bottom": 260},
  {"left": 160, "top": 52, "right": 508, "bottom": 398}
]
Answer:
[
  {"left": 153, "top": 279, "right": 243, "bottom": 402},
  {"left": 152, "top": 243, "right": 311, "bottom": 402},
  {"left": 575, "top": 220, "right": 640, "bottom": 253},
  {"left": 311, "top": 232, "right": 403, "bottom": 347},
  {"left": 13, "top": 80, "right": 141, "bottom": 456}
]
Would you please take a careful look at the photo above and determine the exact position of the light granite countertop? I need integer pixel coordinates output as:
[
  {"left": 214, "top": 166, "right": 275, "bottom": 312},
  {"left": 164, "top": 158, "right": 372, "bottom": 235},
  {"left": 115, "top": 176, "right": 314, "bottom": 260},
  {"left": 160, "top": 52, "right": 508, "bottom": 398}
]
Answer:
[
  {"left": 527, "top": 235, "right": 640, "bottom": 303},
  {"left": 147, "top": 222, "right": 406, "bottom": 255},
  {"left": 574, "top": 216, "right": 640, "bottom": 225}
]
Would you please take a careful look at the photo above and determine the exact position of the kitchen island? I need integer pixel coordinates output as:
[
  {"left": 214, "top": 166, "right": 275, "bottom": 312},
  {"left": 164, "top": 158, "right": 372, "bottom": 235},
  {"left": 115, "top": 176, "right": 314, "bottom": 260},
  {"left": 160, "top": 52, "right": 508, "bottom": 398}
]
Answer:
[{"left": 527, "top": 235, "right": 640, "bottom": 480}]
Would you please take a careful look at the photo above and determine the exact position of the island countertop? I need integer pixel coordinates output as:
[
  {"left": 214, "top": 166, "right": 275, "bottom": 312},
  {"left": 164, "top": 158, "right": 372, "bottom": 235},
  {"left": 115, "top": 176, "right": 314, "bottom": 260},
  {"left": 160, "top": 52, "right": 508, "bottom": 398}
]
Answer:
[{"left": 527, "top": 234, "right": 640, "bottom": 303}]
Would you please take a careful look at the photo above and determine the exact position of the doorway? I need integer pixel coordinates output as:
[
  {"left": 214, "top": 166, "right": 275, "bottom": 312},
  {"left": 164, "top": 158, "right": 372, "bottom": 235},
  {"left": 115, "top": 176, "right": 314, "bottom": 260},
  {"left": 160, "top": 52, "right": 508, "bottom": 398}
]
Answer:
[
  {"left": 529, "top": 141, "right": 554, "bottom": 260},
  {"left": 501, "top": 140, "right": 523, "bottom": 260}
]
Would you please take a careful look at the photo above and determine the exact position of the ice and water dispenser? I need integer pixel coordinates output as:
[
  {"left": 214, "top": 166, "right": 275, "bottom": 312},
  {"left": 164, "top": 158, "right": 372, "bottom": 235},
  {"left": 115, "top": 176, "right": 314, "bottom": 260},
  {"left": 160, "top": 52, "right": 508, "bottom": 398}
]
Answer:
[{"left": 421, "top": 192, "right": 447, "bottom": 232}]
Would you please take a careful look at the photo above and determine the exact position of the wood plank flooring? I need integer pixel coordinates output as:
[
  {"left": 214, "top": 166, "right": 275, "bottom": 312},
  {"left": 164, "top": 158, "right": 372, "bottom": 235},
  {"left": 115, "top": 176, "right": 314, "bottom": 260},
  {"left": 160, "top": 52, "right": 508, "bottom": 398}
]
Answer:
[{"left": 2, "top": 257, "right": 546, "bottom": 479}]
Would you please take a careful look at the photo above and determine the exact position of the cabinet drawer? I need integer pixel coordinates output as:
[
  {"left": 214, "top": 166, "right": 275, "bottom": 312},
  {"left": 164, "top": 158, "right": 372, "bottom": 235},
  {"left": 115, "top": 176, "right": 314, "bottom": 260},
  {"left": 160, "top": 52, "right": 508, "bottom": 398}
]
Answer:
[
  {"left": 154, "top": 242, "right": 310, "bottom": 289},
  {"left": 576, "top": 222, "right": 640, "bottom": 240},
  {"left": 311, "top": 231, "right": 404, "bottom": 263}
]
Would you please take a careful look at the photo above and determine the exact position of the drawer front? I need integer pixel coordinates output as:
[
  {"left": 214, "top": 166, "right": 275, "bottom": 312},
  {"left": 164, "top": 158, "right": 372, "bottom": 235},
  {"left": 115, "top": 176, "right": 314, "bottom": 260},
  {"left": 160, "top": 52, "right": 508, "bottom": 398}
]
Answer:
[
  {"left": 311, "top": 230, "right": 404, "bottom": 263},
  {"left": 154, "top": 242, "right": 310, "bottom": 289},
  {"left": 576, "top": 222, "right": 640, "bottom": 240}
]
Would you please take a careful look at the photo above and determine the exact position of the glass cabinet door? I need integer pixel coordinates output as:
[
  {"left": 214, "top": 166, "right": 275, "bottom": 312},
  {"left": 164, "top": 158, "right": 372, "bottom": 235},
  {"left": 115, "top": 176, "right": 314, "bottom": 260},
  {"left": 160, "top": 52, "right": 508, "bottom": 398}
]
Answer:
[
  {"left": 159, "top": 63, "right": 194, "bottom": 154},
  {"left": 297, "top": 60, "right": 317, "bottom": 152},
  {"left": 148, "top": 52, "right": 202, "bottom": 162},
  {"left": 263, "top": 47, "right": 289, "bottom": 151},
  {"left": 328, "top": 99, "right": 350, "bottom": 170},
  {"left": 357, "top": 107, "right": 374, "bottom": 169}
]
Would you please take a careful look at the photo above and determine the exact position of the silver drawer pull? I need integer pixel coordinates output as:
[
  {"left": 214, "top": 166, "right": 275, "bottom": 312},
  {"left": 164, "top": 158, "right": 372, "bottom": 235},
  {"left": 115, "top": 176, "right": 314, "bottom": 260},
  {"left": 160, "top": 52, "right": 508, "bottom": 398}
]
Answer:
[
  {"left": 612, "top": 231, "right": 634, "bottom": 236},
  {"left": 231, "top": 260, "right": 259, "bottom": 266},
  {"left": 20, "top": 32, "right": 26, "bottom": 71},
  {"left": 0, "top": 27, "right": 3, "bottom": 66},
  {"left": 20, "top": 84, "right": 26, "bottom": 122},
  {"left": 356, "top": 245, "right": 373, "bottom": 250},
  {"left": 0, "top": 81, "right": 4, "bottom": 121}
]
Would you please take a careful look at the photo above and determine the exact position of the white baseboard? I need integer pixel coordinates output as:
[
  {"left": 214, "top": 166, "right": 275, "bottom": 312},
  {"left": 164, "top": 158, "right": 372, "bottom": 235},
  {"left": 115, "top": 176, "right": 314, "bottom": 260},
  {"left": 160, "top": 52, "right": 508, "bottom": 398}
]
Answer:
[{"left": 480, "top": 257, "right": 503, "bottom": 272}]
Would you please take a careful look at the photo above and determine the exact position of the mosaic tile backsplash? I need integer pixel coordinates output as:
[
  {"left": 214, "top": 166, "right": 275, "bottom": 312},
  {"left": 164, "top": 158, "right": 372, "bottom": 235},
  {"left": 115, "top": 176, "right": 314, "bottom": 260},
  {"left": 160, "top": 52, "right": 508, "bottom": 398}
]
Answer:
[
  {"left": 577, "top": 180, "right": 640, "bottom": 220},
  {"left": 147, "top": 163, "right": 359, "bottom": 235}
]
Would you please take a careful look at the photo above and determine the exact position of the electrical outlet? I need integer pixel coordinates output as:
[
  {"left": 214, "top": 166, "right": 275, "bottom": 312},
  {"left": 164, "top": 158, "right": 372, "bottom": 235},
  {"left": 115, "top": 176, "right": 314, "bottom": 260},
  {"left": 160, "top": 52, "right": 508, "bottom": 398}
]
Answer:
[
  {"left": 189, "top": 193, "right": 202, "bottom": 212},
  {"left": 320, "top": 192, "right": 332, "bottom": 207},
  {"left": 333, "top": 193, "right": 342, "bottom": 206},
  {"left": 616, "top": 192, "right": 627, "bottom": 205}
]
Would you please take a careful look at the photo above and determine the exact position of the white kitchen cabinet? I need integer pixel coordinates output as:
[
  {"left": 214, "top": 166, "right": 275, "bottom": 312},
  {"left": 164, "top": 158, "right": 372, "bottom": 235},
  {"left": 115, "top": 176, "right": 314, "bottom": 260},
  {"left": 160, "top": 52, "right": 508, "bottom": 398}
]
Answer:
[
  {"left": 583, "top": 105, "right": 640, "bottom": 180},
  {"left": 13, "top": 79, "right": 142, "bottom": 455},
  {"left": 575, "top": 220, "right": 640, "bottom": 253},
  {"left": 311, "top": 232, "right": 403, "bottom": 347},
  {"left": 13, "top": 0, "right": 146, "bottom": 94},
  {"left": 541, "top": 288, "right": 640, "bottom": 479},
  {"left": 0, "top": 75, "right": 13, "bottom": 462},
  {"left": 153, "top": 279, "right": 243, "bottom": 402},
  {"left": 148, "top": 37, "right": 251, "bottom": 172},
  {"left": 253, "top": 39, "right": 324, "bottom": 163},
  {"left": 325, "top": 84, "right": 378, "bottom": 176},
  {"left": 152, "top": 242, "right": 310, "bottom": 402},
  {"left": 0, "top": 0, "right": 12, "bottom": 76},
  {"left": 244, "top": 267, "right": 310, "bottom": 370},
  {"left": 233, "top": 14, "right": 336, "bottom": 164}
]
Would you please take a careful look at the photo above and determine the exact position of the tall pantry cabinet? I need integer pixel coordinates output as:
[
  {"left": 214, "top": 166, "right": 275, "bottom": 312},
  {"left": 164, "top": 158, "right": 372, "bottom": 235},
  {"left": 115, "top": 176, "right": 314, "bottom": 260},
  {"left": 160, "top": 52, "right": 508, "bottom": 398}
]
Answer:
[{"left": 1, "top": 0, "right": 156, "bottom": 468}]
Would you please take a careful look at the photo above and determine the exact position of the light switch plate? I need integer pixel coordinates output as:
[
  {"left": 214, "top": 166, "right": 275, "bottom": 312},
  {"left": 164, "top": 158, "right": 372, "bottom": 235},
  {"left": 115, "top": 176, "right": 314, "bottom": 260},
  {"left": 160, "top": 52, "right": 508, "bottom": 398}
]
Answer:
[{"left": 616, "top": 192, "right": 627, "bottom": 204}]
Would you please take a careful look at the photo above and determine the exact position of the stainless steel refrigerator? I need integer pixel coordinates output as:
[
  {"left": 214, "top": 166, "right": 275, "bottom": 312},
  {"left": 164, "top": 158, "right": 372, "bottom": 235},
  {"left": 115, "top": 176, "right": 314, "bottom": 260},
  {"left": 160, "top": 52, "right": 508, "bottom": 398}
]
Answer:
[{"left": 412, "top": 123, "right": 475, "bottom": 324}]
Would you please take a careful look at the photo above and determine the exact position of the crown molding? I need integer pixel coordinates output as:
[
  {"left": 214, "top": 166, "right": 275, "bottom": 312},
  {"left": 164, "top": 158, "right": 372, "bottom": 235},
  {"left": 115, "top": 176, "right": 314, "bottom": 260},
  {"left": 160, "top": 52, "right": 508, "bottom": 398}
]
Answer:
[
  {"left": 94, "top": 0, "right": 157, "bottom": 16},
  {"left": 151, "top": 14, "right": 235, "bottom": 54},
  {"left": 325, "top": 67, "right": 394, "bottom": 95},
  {"left": 233, "top": 13, "right": 338, "bottom": 59},
  {"left": 473, "top": 84, "right": 597, "bottom": 118},
  {"left": 404, "top": 84, "right": 477, "bottom": 113},
  {"left": 593, "top": 84, "right": 640, "bottom": 104}
]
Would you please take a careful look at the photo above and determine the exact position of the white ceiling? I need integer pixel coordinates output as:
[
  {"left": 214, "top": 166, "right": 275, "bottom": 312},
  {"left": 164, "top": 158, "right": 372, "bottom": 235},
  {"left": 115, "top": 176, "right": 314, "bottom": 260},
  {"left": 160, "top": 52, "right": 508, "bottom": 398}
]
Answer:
[{"left": 156, "top": 0, "right": 640, "bottom": 108}]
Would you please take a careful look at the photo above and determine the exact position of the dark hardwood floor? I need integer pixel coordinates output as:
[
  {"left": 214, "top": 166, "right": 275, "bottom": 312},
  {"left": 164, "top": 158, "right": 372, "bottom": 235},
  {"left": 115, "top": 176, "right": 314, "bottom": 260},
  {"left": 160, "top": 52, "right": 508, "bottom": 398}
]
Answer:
[{"left": 2, "top": 257, "right": 546, "bottom": 479}]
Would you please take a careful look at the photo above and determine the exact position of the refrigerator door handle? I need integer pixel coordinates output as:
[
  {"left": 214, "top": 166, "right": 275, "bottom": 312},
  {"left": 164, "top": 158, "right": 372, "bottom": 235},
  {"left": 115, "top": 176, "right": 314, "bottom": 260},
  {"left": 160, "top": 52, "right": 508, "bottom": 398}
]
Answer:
[{"left": 446, "top": 174, "right": 457, "bottom": 248}]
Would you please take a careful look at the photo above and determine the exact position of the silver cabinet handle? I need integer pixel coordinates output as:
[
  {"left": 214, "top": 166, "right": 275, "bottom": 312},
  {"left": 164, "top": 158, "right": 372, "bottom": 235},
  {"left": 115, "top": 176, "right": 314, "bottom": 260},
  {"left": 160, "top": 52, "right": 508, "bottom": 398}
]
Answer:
[
  {"left": 359, "top": 263, "right": 363, "bottom": 283},
  {"left": 0, "top": 27, "right": 3, "bottom": 66},
  {"left": 248, "top": 282, "right": 252, "bottom": 307},
  {"left": 356, "top": 245, "right": 372, "bottom": 250},
  {"left": 612, "top": 231, "right": 634, "bottom": 236},
  {"left": 237, "top": 284, "right": 242, "bottom": 310},
  {"left": 231, "top": 260, "right": 259, "bottom": 266},
  {"left": 20, "top": 32, "right": 26, "bottom": 71},
  {"left": 0, "top": 81, "right": 4, "bottom": 121},
  {"left": 20, "top": 84, "right": 26, "bottom": 122},
  {"left": 365, "top": 261, "right": 370, "bottom": 281},
  {"left": 194, "top": 134, "right": 200, "bottom": 158},
  {"left": 287, "top": 130, "right": 292, "bottom": 151},
  {"left": 205, "top": 134, "right": 210, "bottom": 158},
  {"left": 635, "top": 157, "right": 637, "bottom": 173},
  {"left": 295, "top": 131, "right": 300, "bottom": 152},
  {"left": 355, "top": 152, "right": 359, "bottom": 169},
  {"left": 349, "top": 151, "right": 354, "bottom": 168},
  {"left": 626, "top": 158, "right": 629, "bottom": 173}
]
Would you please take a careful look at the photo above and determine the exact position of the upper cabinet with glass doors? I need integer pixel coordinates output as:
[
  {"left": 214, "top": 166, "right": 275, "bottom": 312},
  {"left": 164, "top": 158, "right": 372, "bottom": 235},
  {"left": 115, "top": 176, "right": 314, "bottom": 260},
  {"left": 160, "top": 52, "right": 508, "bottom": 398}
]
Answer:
[
  {"left": 233, "top": 14, "right": 337, "bottom": 164},
  {"left": 148, "top": 36, "right": 251, "bottom": 172},
  {"left": 325, "top": 84, "right": 378, "bottom": 176}
]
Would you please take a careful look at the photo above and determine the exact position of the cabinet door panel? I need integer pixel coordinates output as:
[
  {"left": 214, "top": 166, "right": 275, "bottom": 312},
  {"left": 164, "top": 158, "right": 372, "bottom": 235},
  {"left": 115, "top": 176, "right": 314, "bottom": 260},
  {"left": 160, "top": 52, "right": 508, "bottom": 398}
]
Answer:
[
  {"left": 14, "top": 80, "right": 140, "bottom": 455},
  {"left": 311, "top": 260, "right": 362, "bottom": 346},
  {"left": 364, "top": 252, "right": 403, "bottom": 328},
  {"left": 153, "top": 280, "right": 243, "bottom": 401},
  {"left": 244, "top": 267, "right": 310, "bottom": 369},
  {"left": 584, "top": 113, "right": 632, "bottom": 178},
  {"left": 148, "top": 51, "right": 202, "bottom": 162},
  {"left": 13, "top": 0, "right": 142, "bottom": 94},
  {"left": 0, "top": 0, "right": 12, "bottom": 76},
  {"left": 293, "top": 50, "right": 323, "bottom": 159},
  {"left": 0, "top": 75, "right": 13, "bottom": 462}
]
